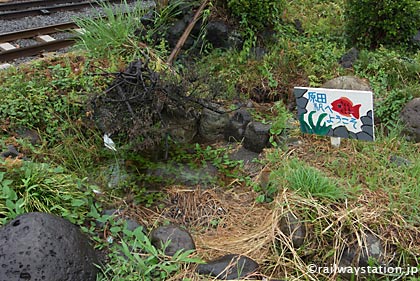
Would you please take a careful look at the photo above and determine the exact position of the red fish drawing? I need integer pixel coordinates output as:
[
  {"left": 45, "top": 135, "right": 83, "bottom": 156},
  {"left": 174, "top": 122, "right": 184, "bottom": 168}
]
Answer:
[{"left": 331, "top": 97, "right": 361, "bottom": 119}]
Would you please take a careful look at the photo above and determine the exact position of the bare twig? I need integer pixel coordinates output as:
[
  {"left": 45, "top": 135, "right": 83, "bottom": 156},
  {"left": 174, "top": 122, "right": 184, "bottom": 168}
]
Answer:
[{"left": 166, "top": 0, "right": 209, "bottom": 65}]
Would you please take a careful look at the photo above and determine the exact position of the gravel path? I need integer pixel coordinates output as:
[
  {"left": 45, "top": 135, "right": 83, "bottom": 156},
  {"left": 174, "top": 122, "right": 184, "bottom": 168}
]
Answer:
[{"left": 0, "top": 1, "right": 155, "bottom": 34}]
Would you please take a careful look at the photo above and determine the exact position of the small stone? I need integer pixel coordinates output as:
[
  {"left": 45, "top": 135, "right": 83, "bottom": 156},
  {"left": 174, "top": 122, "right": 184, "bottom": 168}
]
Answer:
[
  {"left": 16, "top": 128, "right": 41, "bottom": 145},
  {"left": 339, "top": 47, "right": 359, "bottom": 69},
  {"left": 340, "top": 234, "right": 385, "bottom": 268},
  {"left": 1, "top": 145, "right": 19, "bottom": 159},
  {"left": 390, "top": 155, "right": 411, "bottom": 167},
  {"left": 125, "top": 218, "right": 142, "bottom": 232},
  {"left": 150, "top": 224, "right": 195, "bottom": 256},
  {"left": 206, "top": 21, "right": 229, "bottom": 49},
  {"left": 196, "top": 254, "right": 259, "bottom": 279}
]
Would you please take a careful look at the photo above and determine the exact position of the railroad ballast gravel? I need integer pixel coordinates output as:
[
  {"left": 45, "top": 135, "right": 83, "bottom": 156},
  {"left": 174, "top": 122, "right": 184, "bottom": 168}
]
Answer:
[{"left": 0, "top": 1, "right": 154, "bottom": 34}]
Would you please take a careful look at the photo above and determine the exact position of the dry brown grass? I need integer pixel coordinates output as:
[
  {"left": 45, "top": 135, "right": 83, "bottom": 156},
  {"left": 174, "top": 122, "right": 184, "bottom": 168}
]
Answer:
[{"left": 122, "top": 178, "right": 419, "bottom": 280}]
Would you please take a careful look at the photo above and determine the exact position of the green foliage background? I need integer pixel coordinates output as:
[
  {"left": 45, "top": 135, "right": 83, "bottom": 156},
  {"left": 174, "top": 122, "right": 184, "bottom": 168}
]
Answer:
[
  {"left": 227, "top": 0, "right": 285, "bottom": 31},
  {"left": 345, "top": 0, "right": 420, "bottom": 49}
]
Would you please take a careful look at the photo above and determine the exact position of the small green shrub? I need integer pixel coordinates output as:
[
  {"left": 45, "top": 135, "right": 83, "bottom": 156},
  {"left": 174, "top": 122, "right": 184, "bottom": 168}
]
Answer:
[
  {"left": 345, "top": 0, "right": 420, "bottom": 49},
  {"left": 269, "top": 101, "right": 293, "bottom": 147},
  {"left": 354, "top": 48, "right": 420, "bottom": 124},
  {"left": 227, "top": 0, "right": 285, "bottom": 31}
]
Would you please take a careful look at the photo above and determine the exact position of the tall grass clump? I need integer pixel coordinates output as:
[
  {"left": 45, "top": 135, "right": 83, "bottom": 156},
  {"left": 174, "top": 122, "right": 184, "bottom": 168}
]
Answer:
[
  {"left": 74, "top": 1, "right": 149, "bottom": 60},
  {"left": 269, "top": 158, "right": 346, "bottom": 200},
  {"left": 0, "top": 161, "right": 95, "bottom": 225}
]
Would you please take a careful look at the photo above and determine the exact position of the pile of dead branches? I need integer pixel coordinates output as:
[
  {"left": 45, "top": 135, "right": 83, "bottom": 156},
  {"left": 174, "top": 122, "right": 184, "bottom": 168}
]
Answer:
[{"left": 89, "top": 58, "right": 199, "bottom": 151}]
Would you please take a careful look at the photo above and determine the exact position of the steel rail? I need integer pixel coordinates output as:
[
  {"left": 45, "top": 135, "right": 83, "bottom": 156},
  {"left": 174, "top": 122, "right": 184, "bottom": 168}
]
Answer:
[
  {"left": 0, "top": 0, "right": 86, "bottom": 11},
  {"left": 0, "top": 21, "right": 77, "bottom": 42},
  {"left": 0, "top": 0, "right": 135, "bottom": 20},
  {"left": 0, "top": 37, "right": 75, "bottom": 61}
]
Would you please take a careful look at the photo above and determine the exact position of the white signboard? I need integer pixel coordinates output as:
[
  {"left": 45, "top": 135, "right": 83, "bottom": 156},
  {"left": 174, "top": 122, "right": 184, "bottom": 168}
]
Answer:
[{"left": 294, "top": 87, "right": 374, "bottom": 141}]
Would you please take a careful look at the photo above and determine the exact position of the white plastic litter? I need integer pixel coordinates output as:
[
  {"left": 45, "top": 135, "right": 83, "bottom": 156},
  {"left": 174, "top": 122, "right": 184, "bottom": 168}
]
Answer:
[{"left": 103, "top": 133, "right": 117, "bottom": 151}]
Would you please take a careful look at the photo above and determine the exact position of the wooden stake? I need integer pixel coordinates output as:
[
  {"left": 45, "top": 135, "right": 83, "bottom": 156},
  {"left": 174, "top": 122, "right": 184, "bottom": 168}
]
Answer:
[
  {"left": 166, "top": 0, "right": 209, "bottom": 65},
  {"left": 331, "top": 137, "right": 341, "bottom": 148}
]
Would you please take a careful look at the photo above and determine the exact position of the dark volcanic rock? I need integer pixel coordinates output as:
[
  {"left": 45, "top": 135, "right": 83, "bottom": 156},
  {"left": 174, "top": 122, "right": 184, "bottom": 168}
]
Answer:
[
  {"left": 150, "top": 224, "right": 195, "bottom": 256},
  {"left": 243, "top": 121, "right": 271, "bottom": 153},
  {"left": 16, "top": 128, "right": 41, "bottom": 145},
  {"left": 278, "top": 212, "right": 306, "bottom": 248},
  {"left": 0, "top": 212, "right": 99, "bottom": 281},
  {"left": 390, "top": 155, "right": 412, "bottom": 167},
  {"left": 199, "top": 108, "right": 229, "bottom": 142},
  {"left": 206, "top": 21, "right": 229, "bottom": 48},
  {"left": 339, "top": 233, "right": 385, "bottom": 274},
  {"left": 196, "top": 254, "right": 259, "bottom": 279},
  {"left": 400, "top": 98, "right": 420, "bottom": 142},
  {"left": 224, "top": 109, "right": 253, "bottom": 142},
  {"left": 339, "top": 47, "right": 359, "bottom": 69},
  {"left": 1, "top": 145, "right": 19, "bottom": 159}
]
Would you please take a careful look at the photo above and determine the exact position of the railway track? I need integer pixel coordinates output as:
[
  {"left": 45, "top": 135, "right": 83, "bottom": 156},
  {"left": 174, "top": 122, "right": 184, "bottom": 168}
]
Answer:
[
  {"left": 0, "top": 22, "right": 78, "bottom": 62},
  {"left": 0, "top": 0, "right": 134, "bottom": 20},
  {"left": 0, "top": 0, "right": 147, "bottom": 64}
]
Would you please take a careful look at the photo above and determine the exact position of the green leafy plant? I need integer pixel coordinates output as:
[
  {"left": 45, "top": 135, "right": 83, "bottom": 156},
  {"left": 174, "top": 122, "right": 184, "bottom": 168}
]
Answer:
[
  {"left": 97, "top": 225, "right": 202, "bottom": 280},
  {"left": 269, "top": 101, "right": 293, "bottom": 147},
  {"left": 0, "top": 57, "right": 100, "bottom": 144},
  {"left": 354, "top": 48, "right": 420, "bottom": 124},
  {"left": 0, "top": 171, "right": 25, "bottom": 221},
  {"left": 345, "top": 0, "right": 420, "bottom": 49}
]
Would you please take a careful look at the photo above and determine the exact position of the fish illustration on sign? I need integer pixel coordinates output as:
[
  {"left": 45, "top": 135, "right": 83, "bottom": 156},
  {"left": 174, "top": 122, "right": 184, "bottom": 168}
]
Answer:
[{"left": 331, "top": 97, "right": 361, "bottom": 119}]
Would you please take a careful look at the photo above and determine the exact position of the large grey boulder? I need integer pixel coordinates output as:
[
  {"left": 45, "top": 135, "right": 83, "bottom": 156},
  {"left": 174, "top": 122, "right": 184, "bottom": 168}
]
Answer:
[
  {"left": 400, "top": 98, "right": 420, "bottom": 142},
  {"left": 0, "top": 212, "right": 100, "bottom": 281},
  {"left": 322, "top": 76, "right": 371, "bottom": 91}
]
